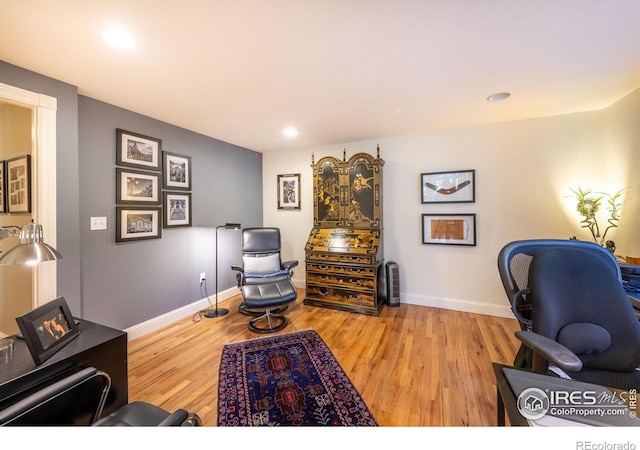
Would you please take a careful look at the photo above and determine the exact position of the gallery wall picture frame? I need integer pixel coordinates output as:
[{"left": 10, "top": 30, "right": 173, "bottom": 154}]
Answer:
[
  {"left": 116, "top": 129, "right": 162, "bottom": 171},
  {"left": 277, "top": 173, "right": 301, "bottom": 210},
  {"left": 162, "top": 151, "right": 191, "bottom": 191},
  {"left": 421, "top": 169, "right": 475, "bottom": 204},
  {"left": 163, "top": 192, "right": 192, "bottom": 228},
  {"left": 0, "top": 161, "right": 6, "bottom": 213},
  {"left": 7, "top": 155, "right": 31, "bottom": 213},
  {"left": 116, "top": 206, "right": 162, "bottom": 242},
  {"left": 15, "top": 296, "right": 80, "bottom": 365},
  {"left": 422, "top": 213, "right": 476, "bottom": 246},
  {"left": 116, "top": 168, "right": 161, "bottom": 205}
]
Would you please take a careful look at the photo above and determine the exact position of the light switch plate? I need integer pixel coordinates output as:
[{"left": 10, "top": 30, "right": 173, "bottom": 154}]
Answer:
[{"left": 90, "top": 216, "right": 107, "bottom": 230}]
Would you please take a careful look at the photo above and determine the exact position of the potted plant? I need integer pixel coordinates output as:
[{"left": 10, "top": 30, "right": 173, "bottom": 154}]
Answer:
[{"left": 570, "top": 187, "right": 625, "bottom": 252}]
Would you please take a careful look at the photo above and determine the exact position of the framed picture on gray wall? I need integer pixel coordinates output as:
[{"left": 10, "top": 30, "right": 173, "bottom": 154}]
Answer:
[
  {"left": 0, "top": 161, "right": 5, "bottom": 213},
  {"left": 116, "top": 207, "right": 162, "bottom": 242},
  {"left": 162, "top": 151, "right": 191, "bottom": 191},
  {"left": 163, "top": 192, "right": 192, "bottom": 228},
  {"left": 7, "top": 155, "right": 31, "bottom": 213},
  {"left": 116, "top": 129, "right": 161, "bottom": 171},
  {"left": 116, "top": 168, "right": 161, "bottom": 205}
]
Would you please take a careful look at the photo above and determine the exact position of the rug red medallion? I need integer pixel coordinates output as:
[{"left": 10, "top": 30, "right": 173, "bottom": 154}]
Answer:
[{"left": 217, "top": 329, "right": 378, "bottom": 426}]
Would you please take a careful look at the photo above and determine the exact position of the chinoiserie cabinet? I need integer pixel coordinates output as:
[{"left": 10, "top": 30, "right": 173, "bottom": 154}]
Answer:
[{"left": 304, "top": 149, "right": 385, "bottom": 315}]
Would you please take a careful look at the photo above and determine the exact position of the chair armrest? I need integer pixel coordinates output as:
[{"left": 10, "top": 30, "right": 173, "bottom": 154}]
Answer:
[
  {"left": 231, "top": 265, "right": 244, "bottom": 273},
  {"left": 157, "top": 409, "right": 189, "bottom": 426},
  {"left": 282, "top": 260, "right": 298, "bottom": 270},
  {"left": 515, "top": 330, "right": 583, "bottom": 372}
]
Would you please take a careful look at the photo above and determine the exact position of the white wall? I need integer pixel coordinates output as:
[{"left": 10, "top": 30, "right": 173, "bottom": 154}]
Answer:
[{"left": 263, "top": 89, "right": 640, "bottom": 318}]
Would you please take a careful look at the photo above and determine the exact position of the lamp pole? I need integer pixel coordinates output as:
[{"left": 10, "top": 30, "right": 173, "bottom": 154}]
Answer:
[{"left": 204, "top": 223, "right": 241, "bottom": 319}]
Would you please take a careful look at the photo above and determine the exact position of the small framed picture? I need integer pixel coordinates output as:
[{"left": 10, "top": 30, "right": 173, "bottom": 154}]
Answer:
[
  {"left": 116, "top": 168, "right": 161, "bottom": 205},
  {"left": 16, "top": 296, "right": 80, "bottom": 365},
  {"left": 163, "top": 192, "right": 192, "bottom": 228},
  {"left": 0, "top": 161, "right": 6, "bottom": 213},
  {"left": 162, "top": 151, "right": 191, "bottom": 191},
  {"left": 116, "top": 129, "right": 161, "bottom": 171},
  {"left": 422, "top": 213, "right": 476, "bottom": 246},
  {"left": 6, "top": 155, "right": 31, "bottom": 213},
  {"left": 116, "top": 207, "right": 162, "bottom": 242},
  {"left": 277, "top": 173, "right": 301, "bottom": 210},
  {"left": 421, "top": 169, "right": 475, "bottom": 203}
]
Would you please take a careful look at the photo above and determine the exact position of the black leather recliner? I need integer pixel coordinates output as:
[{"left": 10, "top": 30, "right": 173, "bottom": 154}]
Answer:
[
  {"left": 0, "top": 367, "right": 201, "bottom": 426},
  {"left": 231, "top": 227, "right": 298, "bottom": 333},
  {"left": 498, "top": 239, "right": 640, "bottom": 390}
]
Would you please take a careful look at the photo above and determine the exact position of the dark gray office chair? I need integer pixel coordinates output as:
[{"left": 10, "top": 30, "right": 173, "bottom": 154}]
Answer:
[
  {"left": 0, "top": 367, "right": 201, "bottom": 426},
  {"left": 231, "top": 227, "right": 298, "bottom": 333},
  {"left": 498, "top": 239, "right": 640, "bottom": 391}
]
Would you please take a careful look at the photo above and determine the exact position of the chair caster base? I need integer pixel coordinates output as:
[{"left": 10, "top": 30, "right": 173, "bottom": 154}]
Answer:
[{"left": 248, "top": 314, "right": 288, "bottom": 334}]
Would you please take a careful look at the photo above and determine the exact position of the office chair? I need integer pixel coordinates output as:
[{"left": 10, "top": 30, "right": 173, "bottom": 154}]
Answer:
[
  {"left": 231, "top": 227, "right": 298, "bottom": 333},
  {"left": 0, "top": 367, "right": 201, "bottom": 426},
  {"left": 498, "top": 239, "right": 640, "bottom": 391}
]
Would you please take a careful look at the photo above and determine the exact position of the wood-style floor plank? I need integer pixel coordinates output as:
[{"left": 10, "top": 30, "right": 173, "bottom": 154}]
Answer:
[{"left": 127, "top": 289, "right": 521, "bottom": 426}]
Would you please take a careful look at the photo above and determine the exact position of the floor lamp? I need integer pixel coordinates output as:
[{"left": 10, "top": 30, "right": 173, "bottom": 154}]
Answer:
[{"left": 204, "top": 223, "right": 241, "bottom": 318}]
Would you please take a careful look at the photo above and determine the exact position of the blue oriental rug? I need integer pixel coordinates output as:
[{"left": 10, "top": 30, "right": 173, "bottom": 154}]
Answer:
[{"left": 217, "top": 329, "right": 378, "bottom": 426}]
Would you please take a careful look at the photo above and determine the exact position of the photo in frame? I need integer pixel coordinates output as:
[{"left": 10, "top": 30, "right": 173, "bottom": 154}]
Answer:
[
  {"left": 422, "top": 213, "right": 476, "bottom": 246},
  {"left": 15, "top": 296, "right": 80, "bottom": 365},
  {"left": 116, "top": 129, "right": 161, "bottom": 171},
  {"left": 116, "top": 206, "right": 162, "bottom": 242},
  {"left": 116, "top": 168, "right": 161, "bottom": 205},
  {"left": 163, "top": 192, "right": 192, "bottom": 228},
  {"left": 7, "top": 155, "right": 31, "bottom": 213},
  {"left": 277, "top": 173, "right": 301, "bottom": 210},
  {"left": 162, "top": 151, "right": 191, "bottom": 191},
  {"left": 0, "top": 161, "right": 5, "bottom": 213},
  {"left": 421, "top": 169, "right": 475, "bottom": 204}
]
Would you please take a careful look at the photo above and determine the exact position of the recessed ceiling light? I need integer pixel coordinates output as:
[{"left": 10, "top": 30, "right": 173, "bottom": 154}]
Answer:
[
  {"left": 283, "top": 127, "right": 298, "bottom": 138},
  {"left": 487, "top": 92, "right": 511, "bottom": 102},
  {"left": 102, "top": 28, "right": 137, "bottom": 50}
]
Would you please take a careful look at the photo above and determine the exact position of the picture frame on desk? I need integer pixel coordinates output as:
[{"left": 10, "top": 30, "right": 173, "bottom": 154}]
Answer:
[{"left": 16, "top": 296, "right": 80, "bottom": 365}]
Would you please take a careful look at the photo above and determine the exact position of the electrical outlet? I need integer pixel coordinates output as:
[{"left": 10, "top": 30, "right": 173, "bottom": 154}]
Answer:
[{"left": 199, "top": 273, "right": 206, "bottom": 283}]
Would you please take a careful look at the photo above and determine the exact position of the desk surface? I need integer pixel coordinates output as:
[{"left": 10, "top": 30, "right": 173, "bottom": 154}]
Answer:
[
  {"left": 493, "top": 363, "right": 640, "bottom": 427},
  {"left": 0, "top": 319, "right": 127, "bottom": 408}
]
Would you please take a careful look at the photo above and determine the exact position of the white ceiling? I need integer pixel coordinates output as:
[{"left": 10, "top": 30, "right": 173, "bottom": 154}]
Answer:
[{"left": 1, "top": 0, "right": 639, "bottom": 153}]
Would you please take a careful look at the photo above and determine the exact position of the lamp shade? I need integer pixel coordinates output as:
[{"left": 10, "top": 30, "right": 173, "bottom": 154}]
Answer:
[{"left": 0, "top": 222, "right": 62, "bottom": 265}]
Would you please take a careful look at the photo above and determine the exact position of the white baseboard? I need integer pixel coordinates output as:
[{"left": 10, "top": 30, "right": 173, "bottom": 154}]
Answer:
[
  {"left": 124, "top": 285, "right": 514, "bottom": 341},
  {"left": 124, "top": 287, "right": 239, "bottom": 341},
  {"left": 400, "top": 292, "right": 515, "bottom": 319}
]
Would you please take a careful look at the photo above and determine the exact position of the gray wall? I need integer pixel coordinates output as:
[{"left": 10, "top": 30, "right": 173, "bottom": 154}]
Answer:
[
  {"left": 1, "top": 60, "right": 263, "bottom": 330},
  {"left": 78, "top": 96, "right": 262, "bottom": 329},
  {"left": 0, "top": 61, "right": 82, "bottom": 315}
]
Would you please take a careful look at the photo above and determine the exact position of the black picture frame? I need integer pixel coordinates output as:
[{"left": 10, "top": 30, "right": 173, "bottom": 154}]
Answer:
[
  {"left": 422, "top": 213, "right": 477, "bottom": 246},
  {"left": 162, "top": 151, "right": 191, "bottom": 191},
  {"left": 277, "top": 173, "right": 301, "bottom": 210},
  {"left": 116, "top": 168, "right": 161, "bottom": 205},
  {"left": 15, "top": 296, "right": 80, "bottom": 365},
  {"left": 421, "top": 169, "right": 475, "bottom": 204},
  {"left": 0, "top": 160, "right": 6, "bottom": 213},
  {"left": 116, "top": 206, "right": 162, "bottom": 242},
  {"left": 116, "top": 129, "right": 162, "bottom": 171},
  {"left": 6, "top": 155, "right": 31, "bottom": 213},
  {"left": 163, "top": 192, "right": 192, "bottom": 228}
]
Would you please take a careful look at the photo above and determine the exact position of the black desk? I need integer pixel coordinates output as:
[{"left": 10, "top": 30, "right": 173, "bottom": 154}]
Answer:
[
  {"left": 0, "top": 318, "right": 127, "bottom": 422},
  {"left": 493, "top": 363, "right": 639, "bottom": 427}
]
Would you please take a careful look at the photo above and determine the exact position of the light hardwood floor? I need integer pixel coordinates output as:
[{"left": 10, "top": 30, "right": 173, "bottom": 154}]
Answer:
[{"left": 127, "top": 289, "right": 521, "bottom": 426}]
